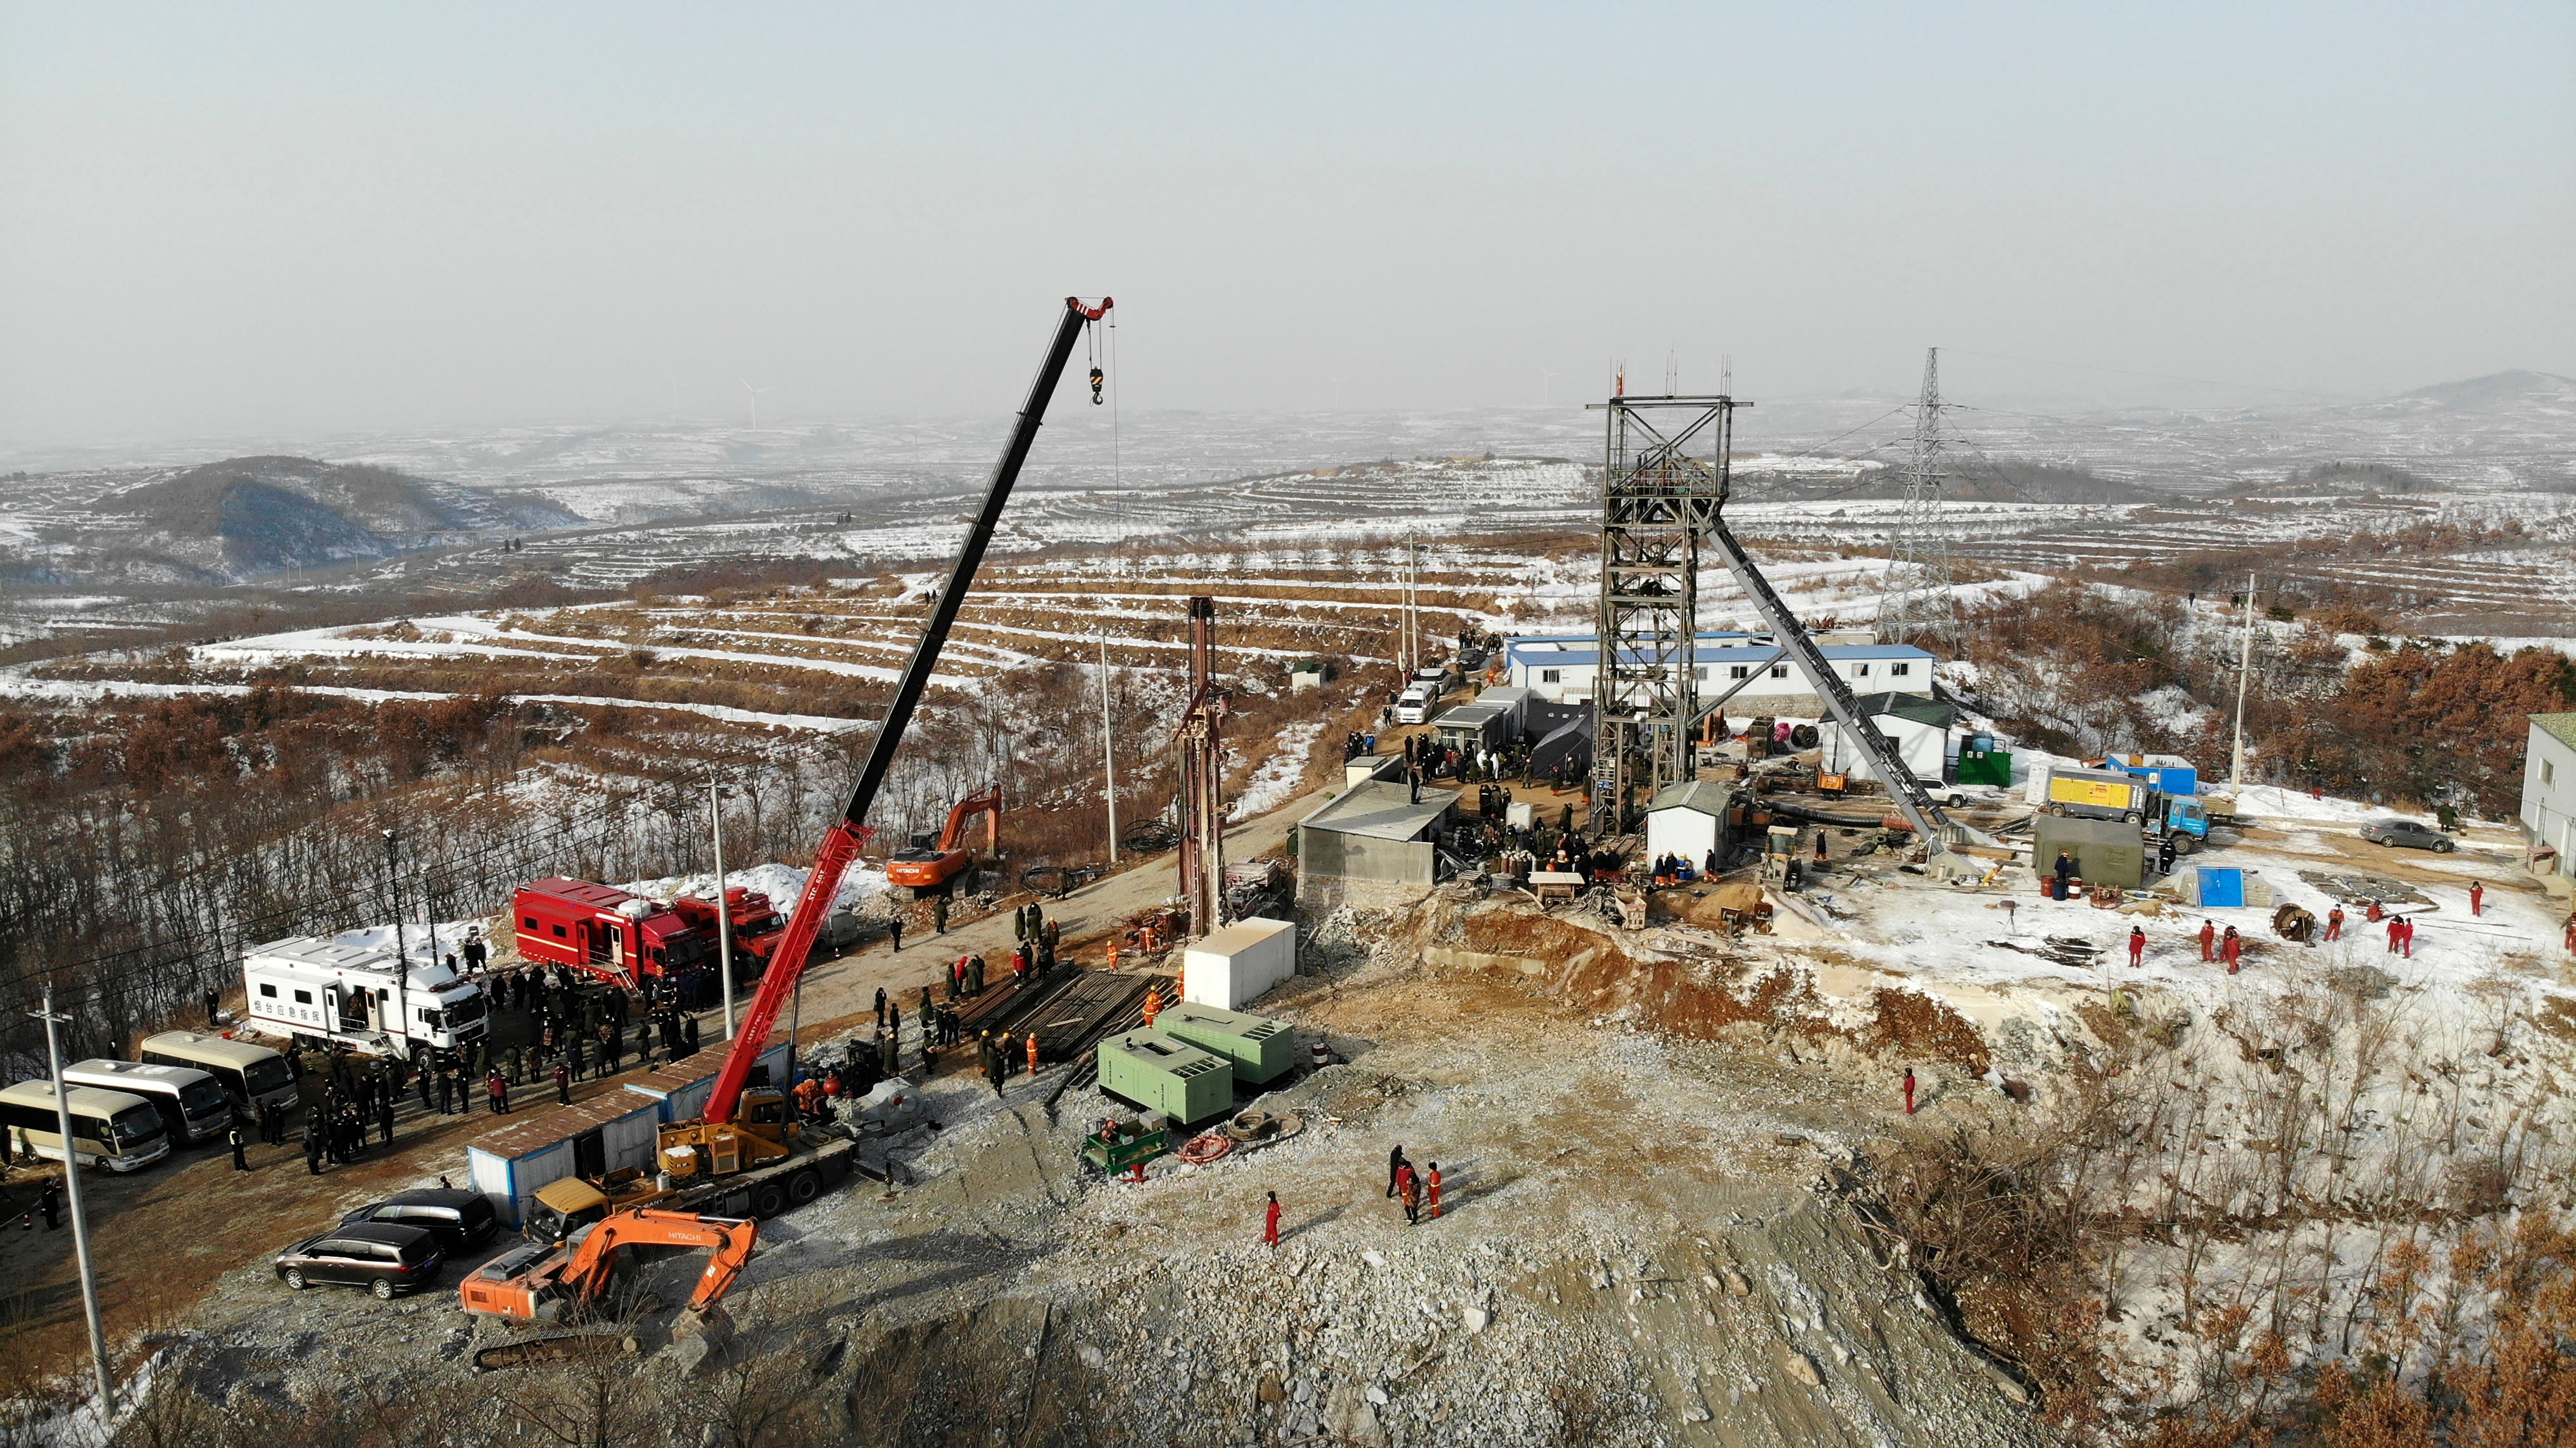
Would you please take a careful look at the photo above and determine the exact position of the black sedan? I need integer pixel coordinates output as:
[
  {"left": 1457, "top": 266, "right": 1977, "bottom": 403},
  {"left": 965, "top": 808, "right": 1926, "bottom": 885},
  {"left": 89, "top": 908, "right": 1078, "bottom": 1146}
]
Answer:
[
  {"left": 276, "top": 1221, "right": 445, "bottom": 1300},
  {"left": 339, "top": 1188, "right": 499, "bottom": 1256},
  {"left": 2362, "top": 819, "right": 2455, "bottom": 853}
]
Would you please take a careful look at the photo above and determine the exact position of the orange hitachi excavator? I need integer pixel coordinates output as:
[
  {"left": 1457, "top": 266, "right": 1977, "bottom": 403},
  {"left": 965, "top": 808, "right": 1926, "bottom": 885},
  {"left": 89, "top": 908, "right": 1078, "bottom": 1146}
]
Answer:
[
  {"left": 460, "top": 1208, "right": 757, "bottom": 1323},
  {"left": 886, "top": 783, "right": 1002, "bottom": 895}
]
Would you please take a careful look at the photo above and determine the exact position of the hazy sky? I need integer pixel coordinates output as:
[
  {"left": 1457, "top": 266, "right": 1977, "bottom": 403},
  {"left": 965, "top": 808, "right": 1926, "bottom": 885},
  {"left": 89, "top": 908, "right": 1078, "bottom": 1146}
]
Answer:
[{"left": 4, "top": 3, "right": 2570, "bottom": 449}]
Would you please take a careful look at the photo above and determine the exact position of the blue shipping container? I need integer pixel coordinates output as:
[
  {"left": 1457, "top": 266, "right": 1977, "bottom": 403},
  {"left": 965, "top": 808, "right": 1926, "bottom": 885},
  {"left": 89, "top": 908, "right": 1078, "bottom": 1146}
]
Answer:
[
  {"left": 2112, "top": 760, "right": 2200, "bottom": 797},
  {"left": 2195, "top": 867, "right": 2244, "bottom": 909}
]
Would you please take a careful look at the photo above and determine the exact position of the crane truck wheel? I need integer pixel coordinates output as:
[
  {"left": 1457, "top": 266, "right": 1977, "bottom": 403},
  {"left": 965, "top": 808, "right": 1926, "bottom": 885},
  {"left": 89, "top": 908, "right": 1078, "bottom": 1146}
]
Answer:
[
  {"left": 787, "top": 1169, "right": 822, "bottom": 1206},
  {"left": 752, "top": 1181, "right": 788, "bottom": 1218}
]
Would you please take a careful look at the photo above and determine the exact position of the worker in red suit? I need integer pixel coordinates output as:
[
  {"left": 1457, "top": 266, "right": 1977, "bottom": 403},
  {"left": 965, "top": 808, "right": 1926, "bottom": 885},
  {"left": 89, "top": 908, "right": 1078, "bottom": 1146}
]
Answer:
[
  {"left": 2127, "top": 926, "right": 2146, "bottom": 968},
  {"left": 2469, "top": 881, "right": 2485, "bottom": 916},
  {"left": 2366, "top": 899, "right": 2384, "bottom": 923},
  {"left": 2221, "top": 926, "right": 2243, "bottom": 974},
  {"left": 2398, "top": 916, "right": 2415, "bottom": 959},
  {"left": 2198, "top": 919, "right": 2216, "bottom": 962},
  {"left": 2324, "top": 906, "right": 2344, "bottom": 942},
  {"left": 1263, "top": 1190, "right": 1281, "bottom": 1247},
  {"left": 1903, "top": 1068, "right": 1917, "bottom": 1115},
  {"left": 2386, "top": 915, "right": 2404, "bottom": 955}
]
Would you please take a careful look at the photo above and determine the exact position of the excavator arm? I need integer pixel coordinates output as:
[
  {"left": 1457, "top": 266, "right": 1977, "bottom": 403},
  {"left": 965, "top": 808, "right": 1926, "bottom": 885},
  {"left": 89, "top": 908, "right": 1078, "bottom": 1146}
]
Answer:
[
  {"left": 558, "top": 1209, "right": 759, "bottom": 1313},
  {"left": 937, "top": 783, "right": 1004, "bottom": 854},
  {"left": 701, "top": 296, "right": 1109, "bottom": 1126}
]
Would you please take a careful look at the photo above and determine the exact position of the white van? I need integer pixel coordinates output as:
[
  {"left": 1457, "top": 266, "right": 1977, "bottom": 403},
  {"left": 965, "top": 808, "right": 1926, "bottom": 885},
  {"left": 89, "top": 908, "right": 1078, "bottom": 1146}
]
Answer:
[
  {"left": 0, "top": 1080, "right": 172, "bottom": 1172},
  {"left": 61, "top": 1059, "right": 233, "bottom": 1144},
  {"left": 138, "top": 1031, "right": 300, "bottom": 1118},
  {"left": 1395, "top": 688, "right": 1438, "bottom": 725}
]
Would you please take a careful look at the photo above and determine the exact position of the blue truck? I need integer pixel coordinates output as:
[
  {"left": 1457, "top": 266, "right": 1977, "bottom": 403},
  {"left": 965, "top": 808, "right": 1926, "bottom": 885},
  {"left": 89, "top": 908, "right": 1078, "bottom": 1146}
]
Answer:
[{"left": 2103, "top": 754, "right": 2212, "bottom": 849}]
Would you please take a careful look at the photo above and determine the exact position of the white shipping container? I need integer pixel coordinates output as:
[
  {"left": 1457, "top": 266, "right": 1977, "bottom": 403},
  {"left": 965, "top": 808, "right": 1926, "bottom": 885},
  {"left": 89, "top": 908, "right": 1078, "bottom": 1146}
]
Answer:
[{"left": 1181, "top": 917, "right": 1297, "bottom": 1011}]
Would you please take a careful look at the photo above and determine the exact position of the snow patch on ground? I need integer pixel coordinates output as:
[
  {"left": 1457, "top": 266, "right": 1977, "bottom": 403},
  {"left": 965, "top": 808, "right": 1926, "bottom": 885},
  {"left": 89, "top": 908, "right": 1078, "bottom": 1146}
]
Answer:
[{"left": 1231, "top": 720, "right": 1325, "bottom": 822}]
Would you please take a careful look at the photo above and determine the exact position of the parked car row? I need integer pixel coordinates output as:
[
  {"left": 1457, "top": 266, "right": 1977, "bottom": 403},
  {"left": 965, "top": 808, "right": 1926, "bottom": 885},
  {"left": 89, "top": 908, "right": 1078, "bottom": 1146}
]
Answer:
[{"left": 275, "top": 1188, "right": 498, "bottom": 1301}]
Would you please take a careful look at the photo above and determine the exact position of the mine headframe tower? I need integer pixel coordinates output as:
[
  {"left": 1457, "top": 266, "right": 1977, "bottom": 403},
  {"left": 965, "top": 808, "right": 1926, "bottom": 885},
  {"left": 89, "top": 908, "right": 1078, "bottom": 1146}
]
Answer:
[{"left": 1588, "top": 393, "right": 1735, "bottom": 836}]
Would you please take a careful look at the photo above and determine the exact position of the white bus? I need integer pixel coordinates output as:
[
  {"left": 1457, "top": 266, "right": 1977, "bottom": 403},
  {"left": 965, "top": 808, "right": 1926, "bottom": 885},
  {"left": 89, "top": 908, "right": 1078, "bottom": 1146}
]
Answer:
[
  {"left": 137, "top": 1031, "right": 300, "bottom": 1118},
  {"left": 61, "top": 1059, "right": 233, "bottom": 1144},
  {"left": 0, "top": 1080, "right": 172, "bottom": 1172}
]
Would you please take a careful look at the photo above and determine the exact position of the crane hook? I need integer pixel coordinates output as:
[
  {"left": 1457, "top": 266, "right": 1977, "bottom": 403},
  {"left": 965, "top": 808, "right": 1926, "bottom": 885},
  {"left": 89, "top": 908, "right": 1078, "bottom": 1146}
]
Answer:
[{"left": 1089, "top": 366, "right": 1105, "bottom": 406}]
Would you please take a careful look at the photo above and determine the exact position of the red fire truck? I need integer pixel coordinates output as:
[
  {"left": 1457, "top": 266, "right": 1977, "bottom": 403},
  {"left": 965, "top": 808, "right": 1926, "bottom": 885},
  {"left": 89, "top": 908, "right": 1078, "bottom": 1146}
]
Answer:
[{"left": 511, "top": 878, "right": 787, "bottom": 992}]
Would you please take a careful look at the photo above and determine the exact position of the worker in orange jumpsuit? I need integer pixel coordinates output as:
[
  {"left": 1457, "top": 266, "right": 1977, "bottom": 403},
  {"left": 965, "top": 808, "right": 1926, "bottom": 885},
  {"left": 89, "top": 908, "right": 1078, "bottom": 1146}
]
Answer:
[
  {"left": 1263, "top": 1190, "right": 1281, "bottom": 1248},
  {"left": 1396, "top": 1162, "right": 1421, "bottom": 1225},
  {"left": 2469, "top": 881, "right": 2485, "bottom": 916},
  {"left": 1026, "top": 1032, "right": 1040, "bottom": 1077},
  {"left": 2197, "top": 919, "right": 2216, "bottom": 962},
  {"left": 2324, "top": 906, "right": 2344, "bottom": 942},
  {"left": 1427, "top": 1162, "right": 1443, "bottom": 1219},
  {"left": 1142, "top": 985, "right": 1162, "bottom": 1029},
  {"left": 1106, "top": 942, "right": 1121, "bottom": 970},
  {"left": 2366, "top": 899, "right": 2384, "bottom": 924},
  {"left": 2127, "top": 926, "right": 2146, "bottom": 968},
  {"left": 2398, "top": 916, "right": 2415, "bottom": 959},
  {"left": 1903, "top": 1068, "right": 1917, "bottom": 1115},
  {"left": 2386, "top": 915, "right": 2404, "bottom": 955},
  {"left": 2221, "top": 927, "right": 2242, "bottom": 975}
]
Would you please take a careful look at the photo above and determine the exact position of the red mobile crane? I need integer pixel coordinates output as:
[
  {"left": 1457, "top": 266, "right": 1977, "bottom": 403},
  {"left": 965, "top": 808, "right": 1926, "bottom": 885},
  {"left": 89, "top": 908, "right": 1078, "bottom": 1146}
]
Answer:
[
  {"left": 885, "top": 783, "right": 1003, "bottom": 895},
  {"left": 655, "top": 297, "right": 1112, "bottom": 1180}
]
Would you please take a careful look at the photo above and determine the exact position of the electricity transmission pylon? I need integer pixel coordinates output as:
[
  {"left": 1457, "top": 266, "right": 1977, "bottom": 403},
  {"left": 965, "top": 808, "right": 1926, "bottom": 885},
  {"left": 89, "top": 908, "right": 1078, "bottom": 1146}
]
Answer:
[{"left": 1877, "top": 348, "right": 1956, "bottom": 646}]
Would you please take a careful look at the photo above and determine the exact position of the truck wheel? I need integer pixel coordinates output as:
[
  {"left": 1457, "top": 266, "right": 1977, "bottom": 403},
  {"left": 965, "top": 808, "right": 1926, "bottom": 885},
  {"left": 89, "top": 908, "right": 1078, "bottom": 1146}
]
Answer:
[
  {"left": 752, "top": 1181, "right": 788, "bottom": 1218},
  {"left": 2123, "top": 811, "right": 2142, "bottom": 826},
  {"left": 2173, "top": 835, "right": 2198, "bottom": 856},
  {"left": 787, "top": 1169, "right": 822, "bottom": 1206}
]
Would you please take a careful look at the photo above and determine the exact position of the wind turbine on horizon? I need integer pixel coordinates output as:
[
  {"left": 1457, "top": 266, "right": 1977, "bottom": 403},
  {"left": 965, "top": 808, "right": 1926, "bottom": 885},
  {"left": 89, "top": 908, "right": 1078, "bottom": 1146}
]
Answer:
[{"left": 742, "top": 379, "right": 767, "bottom": 431}]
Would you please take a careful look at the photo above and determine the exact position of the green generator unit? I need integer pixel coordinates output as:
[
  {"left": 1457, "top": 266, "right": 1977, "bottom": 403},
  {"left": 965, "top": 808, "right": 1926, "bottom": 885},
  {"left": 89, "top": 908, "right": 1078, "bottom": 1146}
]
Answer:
[
  {"left": 1155, "top": 1002, "right": 1296, "bottom": 1085},
  {"left": 1957, "top": 740, "right": 2014, "bottom": 788},
  {"left": 1096, "top": 1031, "right": 1234, "bottom": 1126}
]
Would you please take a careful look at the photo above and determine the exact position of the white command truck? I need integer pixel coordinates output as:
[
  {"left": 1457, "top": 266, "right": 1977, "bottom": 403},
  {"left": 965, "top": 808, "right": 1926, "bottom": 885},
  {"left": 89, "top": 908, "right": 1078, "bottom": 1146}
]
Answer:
[{"left": 243, "top": 936, "right": 490, "bottom": 1063}]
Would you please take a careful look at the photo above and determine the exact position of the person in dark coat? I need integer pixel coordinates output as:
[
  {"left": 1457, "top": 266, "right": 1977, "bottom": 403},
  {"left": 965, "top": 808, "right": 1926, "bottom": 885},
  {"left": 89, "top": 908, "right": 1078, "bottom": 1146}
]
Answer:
[
  {"left": 874, "top": 987, "right": 888, "bottom": 1028},
  {"left": 565, "top": 1033, "right": 586, "bottom": 1083},
  {"left": 378, "top": 1092, "right": 395, "bottom": 1146},
  {"left": 228, "top": 1123, "right": 249, "bottom": 1172},
  {"left": 1386, "top": 1144, "right": 1409, "bottom": 1199},
  {"left": 462, "top": 934, "right": 487, "bottom": 975},
  {"left": 682, "top": 1015, "right": 700, "bottom": 1057},
  {"left": 888, "top": 916, "right": 903, "bottom": 953},
  {"left": 554, "top": 1062, "right": 572, "bottom": 1105},
  {"left": 416, "top": 1065, "right": 433, "bottom": 1111},
  {"left": 599, "top": 1022, "right": 621, "bottom": 1078},
  {"left": 302, "top": 1125, "right": 322, "bottom": 1176}
]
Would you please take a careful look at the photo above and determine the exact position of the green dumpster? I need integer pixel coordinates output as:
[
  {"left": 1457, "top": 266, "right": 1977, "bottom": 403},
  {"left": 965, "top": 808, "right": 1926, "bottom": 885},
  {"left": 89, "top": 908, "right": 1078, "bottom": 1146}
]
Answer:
[
  {"left": 1097, "top": 1030, "right": 1234, "bottom": 1126},
  {"left": 1155, "top": 1002, "right": 1297, "bottom": 1085}
]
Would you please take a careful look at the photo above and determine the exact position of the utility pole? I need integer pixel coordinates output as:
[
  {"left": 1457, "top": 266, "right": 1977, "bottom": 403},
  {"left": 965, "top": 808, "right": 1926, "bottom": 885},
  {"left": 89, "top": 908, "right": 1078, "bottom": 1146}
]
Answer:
[
  {"left": 33, "top": 984, "right": 114, "bottom": 1412},
  {"left": 382, "top": 829, "right": 409, "bottom": 1062},
  {"left": 708, "top": 777, "right": 736, "bottom": 1042},
  {"left": 1099, "top": 632, "right": 1118, "bottom": 865},
  {"left": 2230, "top": 572, "right": 2257, "bottom": 793}
]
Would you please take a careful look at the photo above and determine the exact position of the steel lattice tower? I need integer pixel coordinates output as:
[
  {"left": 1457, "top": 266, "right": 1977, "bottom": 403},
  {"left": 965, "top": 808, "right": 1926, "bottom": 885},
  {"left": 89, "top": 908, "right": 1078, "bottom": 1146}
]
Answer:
[
  {"left": 1877, "top": 348, "right": 1955, "bottom": 645},
  {"left": 1590, "top": 394, "right": 1734, "bottom": 834}
]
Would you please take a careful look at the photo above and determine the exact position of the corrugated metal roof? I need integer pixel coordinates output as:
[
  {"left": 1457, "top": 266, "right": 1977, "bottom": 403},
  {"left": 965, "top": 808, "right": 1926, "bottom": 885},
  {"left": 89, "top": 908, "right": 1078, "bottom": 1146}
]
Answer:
[
  {"left": 1647, "top": 781, "right": 1736, "bottom": 817},
  {"left": 1505, "top": 634, "right": 1934, "bottom": 668},
  {"left": 469, "top": 1088, "right": 660, "bottom": 1162},
  {"left": 1850, "top": 691, "right": 1957, "bottom": 728},
  {"left": 1297, "top": 781, "right": 1458, "bottom": 841},
  {"left": 2532, "top": 713, "right": 2576, "bottom": 751}
]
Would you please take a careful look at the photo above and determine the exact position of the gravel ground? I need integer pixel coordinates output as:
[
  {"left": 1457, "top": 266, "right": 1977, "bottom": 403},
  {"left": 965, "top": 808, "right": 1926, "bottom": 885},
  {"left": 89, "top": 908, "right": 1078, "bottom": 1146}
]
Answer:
[{"left": 143, "top": 890, "right": 2051, "bottom": 1448}]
